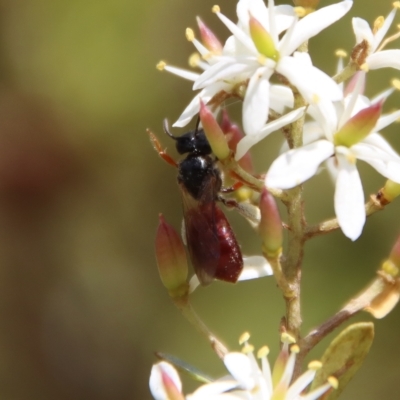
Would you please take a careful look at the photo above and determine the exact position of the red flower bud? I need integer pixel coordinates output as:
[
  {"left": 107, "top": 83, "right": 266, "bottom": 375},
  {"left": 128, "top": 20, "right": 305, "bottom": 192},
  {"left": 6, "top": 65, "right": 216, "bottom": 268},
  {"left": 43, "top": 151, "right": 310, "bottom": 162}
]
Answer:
[
  {"left": 196, "top": 17, "right": 223, "bottom": 54},
  {"left": 221, "top": 110, "right": 254, "bottom": 173},
  {"left": 155, "top": 214, "right": 188, "bottom": 297}
]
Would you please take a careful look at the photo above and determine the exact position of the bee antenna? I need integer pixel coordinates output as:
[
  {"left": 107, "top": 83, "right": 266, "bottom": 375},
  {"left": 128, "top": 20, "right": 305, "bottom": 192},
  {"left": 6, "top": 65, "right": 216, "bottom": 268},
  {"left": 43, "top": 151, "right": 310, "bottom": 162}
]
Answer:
[
  {"left": 194, "top": 116, "right": 201, "bottom": 138},
  {"left": 163, "top": 119, "right": 177, "bottom": 140}
]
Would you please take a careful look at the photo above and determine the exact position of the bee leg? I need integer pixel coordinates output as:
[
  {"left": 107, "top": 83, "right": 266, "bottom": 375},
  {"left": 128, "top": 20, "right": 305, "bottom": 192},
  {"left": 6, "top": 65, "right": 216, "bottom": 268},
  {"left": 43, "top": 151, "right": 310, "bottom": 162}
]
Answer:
[
  {"left": 147, "top": 129, "right": 178, "bottom": 168},
  {"left": 220, "top": 181, "right": 243, "bottom": 194}
]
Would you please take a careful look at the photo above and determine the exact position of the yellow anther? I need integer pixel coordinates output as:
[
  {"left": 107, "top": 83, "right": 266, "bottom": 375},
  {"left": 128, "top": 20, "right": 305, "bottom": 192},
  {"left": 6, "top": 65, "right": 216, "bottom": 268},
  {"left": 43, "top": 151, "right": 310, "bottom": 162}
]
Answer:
[
  {"left": 393, "top": 1, "right": 400, "bottom": 9},
  {"left": 202, "top": 52, "right": 213, "bottom": 60},
  {"left": 308, "top": 360, "right": 322, "bottom": 370},
  {"left": 328, "top": 376, "right": 339, "bottom": 389},
  {"left": 257, "top": 346, "right": 270, "bottom": 359},
  {"left": 392, "top": 78, "right": 400, "bottom": 90},
  {"left": 186, "top": 28, "right": 195, "bottom": 42},
  {"left": 189, "top": 53, "right": 201, "bottom": 67},
  {"left": 290, "top": 344, "right": 300, "bottom": 354},
  {"left": 239, "top": 332, "right": 251, "bottom": 345},
  {"left": 281, "top": 332, "right": 296, "bottom": 344},
  {"left": 373, "top": 16, "right": 385, "bottom": 34},
  {"left": 360, "top": 63, "right": 370, "bottom": 72},
  {"left": 212, "top": 5, "right": 220, "bottom": 13},
  {"left": 335, "top": 49, "right": 347, "bottom": 58},
  {"left": 156, "top": 61, "right": 166, "bottom": 71},
  {"left": 294, "top": 6, "right": 306, "bottom": 17},
  {"left": 382, "top": 260, "right": 399, "bottom": 277},
  {"left": 242, "top": 344, "right": 255, "bottom": 354}
]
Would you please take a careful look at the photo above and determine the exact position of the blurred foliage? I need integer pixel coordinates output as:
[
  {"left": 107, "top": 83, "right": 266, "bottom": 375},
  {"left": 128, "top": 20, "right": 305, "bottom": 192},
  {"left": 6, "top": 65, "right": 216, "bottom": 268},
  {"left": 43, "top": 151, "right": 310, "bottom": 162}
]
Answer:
[{"left": 0, "top": 0, "right": 397, "bottom": 399}]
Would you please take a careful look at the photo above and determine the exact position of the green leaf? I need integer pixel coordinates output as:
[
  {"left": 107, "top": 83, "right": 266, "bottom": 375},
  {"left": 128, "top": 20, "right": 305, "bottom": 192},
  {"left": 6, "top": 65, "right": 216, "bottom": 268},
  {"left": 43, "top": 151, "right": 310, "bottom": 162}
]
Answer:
[
  {"left": 311, "top": 322, "right": 374, "bottom": 400},
  {"left": 155, "top": 352, "right": 213, "bottom": 384}
]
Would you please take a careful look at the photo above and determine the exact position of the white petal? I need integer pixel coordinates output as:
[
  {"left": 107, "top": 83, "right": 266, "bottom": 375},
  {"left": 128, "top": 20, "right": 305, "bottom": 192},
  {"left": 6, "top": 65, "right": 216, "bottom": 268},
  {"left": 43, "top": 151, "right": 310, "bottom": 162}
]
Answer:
[
  {"left": 362, "top": 133, "right": 400, "bottom": 158},
  {"left": 237, "top": 0, "right": 270, "bottom": 32},
  {"left": 372, "top": 7, "right": 398, "bottom": 52},
  {"left": 367, "top": 50, "right": 400, "bottom": 70},
  {"left": 173, "top": 83, "right": 226, "bottom": 128},
  {"left": 224, "top": 353, "right": 255, "bottom": 390},
  {"left": 238, "top": 256, "right": 273, "bottom": 280},
  {"left": 352, "top": 142, "right": 400, "bottom": 183},
  {"left": 242, "top": 67, "right": 272, "bottom": 136},
  {"left": 149, "top": 362, "right": 182, "bottom": 400},
  {"left": 308, "top": 100, "right": 338, "bottom": 141},
  {"left": 274, "top": 5, "right": 297, "bottom": 34},
  {"left": 371, "top": 87, "right": 394, "bottom": 105},
  {"left": 236, "top": 106, "right": 306, "bottom": 160},
  {"left": 194, "top": 58, "right": 257, "bottom": 90},
  {"left": 334, "top": 151, "right": 365, "bottom": 241},
  {"left": 339, "top": 71, "right": 366, "bottom": 128},
  {"left": 215, "top": 10, "right": 257, "bottom": 54},
  {"left": 281, "top": 0, "right": 353, "bottom": 56},
  {"left": 189, "top": 380, "right": 239, "bottom": 398},
  {"left": 352, "top": 17, "right": 374, "bottom": 45},
  {"left": 269, "top": 84, "right": 294, "bottom": 113},
  {"left": 375, "top": 109, "right": 400, "bottom": 131},
  {"left": 277, "top": 55, "right": 342, "bottom": 103},
  {"left": 266, "top": 140, "right": 334, "bottom": 189}
]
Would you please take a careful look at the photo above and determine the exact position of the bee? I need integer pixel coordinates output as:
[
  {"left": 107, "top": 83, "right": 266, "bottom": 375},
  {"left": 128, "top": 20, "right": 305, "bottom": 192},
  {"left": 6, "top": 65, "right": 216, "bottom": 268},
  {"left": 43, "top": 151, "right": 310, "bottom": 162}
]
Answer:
[{"left": 150, "top": 119, "right": 243, "bottom": 285}]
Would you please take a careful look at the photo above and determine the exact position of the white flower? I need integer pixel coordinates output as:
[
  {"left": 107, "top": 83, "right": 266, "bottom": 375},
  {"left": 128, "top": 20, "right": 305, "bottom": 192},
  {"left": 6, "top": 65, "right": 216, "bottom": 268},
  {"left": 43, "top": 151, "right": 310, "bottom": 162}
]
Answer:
[
  {"left": 266, "top": 73, "right": 400, "bottom": 240},
  {"left": 150, "top": 361, "right": 184, "bottom": 400},
  {"left": 150, "top": 333, "right": 338, "bottom": 400},
  {"left": 235, "top": 106, "right": 307, "bottom": 160},
  {"left": 352, "top": 2, "right": 400, "bottom": 71},
  {"left": 194, "top": 0, "right": 352, "bottom": 136}
]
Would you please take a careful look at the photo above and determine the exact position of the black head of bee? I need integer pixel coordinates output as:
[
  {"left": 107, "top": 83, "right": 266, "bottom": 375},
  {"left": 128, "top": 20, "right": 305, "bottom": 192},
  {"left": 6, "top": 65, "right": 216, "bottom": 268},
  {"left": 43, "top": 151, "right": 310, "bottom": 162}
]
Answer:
[{"left": 163, "top": 119, "right": 212, "bottom": 156}]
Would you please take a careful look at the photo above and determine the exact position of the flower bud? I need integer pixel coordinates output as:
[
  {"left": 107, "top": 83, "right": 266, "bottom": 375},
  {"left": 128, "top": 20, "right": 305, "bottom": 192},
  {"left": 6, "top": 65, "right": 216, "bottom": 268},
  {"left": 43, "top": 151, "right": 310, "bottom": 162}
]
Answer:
[
  {"left": 196, "top": 17, "right": 223, "bottom": 54},
  {"left": 149, "top": 361, "right": 184, "bottom": 400},
  {"left": 155, "top": 214, "right": 189, "bottom": 298},
  {"left": 259, "top": 188, "right": 283, "bottom": 258},
  {"left": 334, "top": 101, "right": 383, "bottom": 147},
  {"left": 249, "top": 14, "right": 279, "bottom": 61},
  {"left": 379, "top": 179, "right": 400, "bottom": 204},
  {"left": 221, "top": 109, "right": 254, "bottom": 173},
  {"left": 199, "top": 100, "right": 230, "bottom": 160}
]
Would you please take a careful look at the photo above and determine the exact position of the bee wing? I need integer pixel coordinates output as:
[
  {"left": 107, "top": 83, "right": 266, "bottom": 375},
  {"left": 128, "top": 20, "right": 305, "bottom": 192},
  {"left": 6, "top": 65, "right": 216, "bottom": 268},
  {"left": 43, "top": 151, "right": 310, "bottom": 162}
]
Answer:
[{"left": 179, "top": 175, "right": 220, "bottom": 285}]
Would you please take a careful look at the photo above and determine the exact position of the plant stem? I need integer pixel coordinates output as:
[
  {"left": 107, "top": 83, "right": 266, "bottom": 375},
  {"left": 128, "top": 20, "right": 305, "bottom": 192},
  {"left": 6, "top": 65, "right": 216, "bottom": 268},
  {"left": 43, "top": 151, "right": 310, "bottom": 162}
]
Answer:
[
  {"left": 282, "top": 91, "right": 307, "bottom": 342},
  {"left": 297, "top": 271, "right": 396, "bottom": 363},
  {"left": 173, "top": 296, "right": 228, "bottom": 359}
]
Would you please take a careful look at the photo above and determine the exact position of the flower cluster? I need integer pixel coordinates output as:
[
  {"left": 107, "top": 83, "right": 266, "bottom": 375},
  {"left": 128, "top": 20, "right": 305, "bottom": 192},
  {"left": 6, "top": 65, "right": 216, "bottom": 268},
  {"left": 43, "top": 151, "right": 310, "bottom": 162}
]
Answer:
[
  {"left": 150, "top": 333, "right": 338, "bottom": 400},
  {"left": 150, "top": 0, "right": 400, "bottom": 398},
  {"left": 157, "top": 0, "right": 400, "bottom": 240}
]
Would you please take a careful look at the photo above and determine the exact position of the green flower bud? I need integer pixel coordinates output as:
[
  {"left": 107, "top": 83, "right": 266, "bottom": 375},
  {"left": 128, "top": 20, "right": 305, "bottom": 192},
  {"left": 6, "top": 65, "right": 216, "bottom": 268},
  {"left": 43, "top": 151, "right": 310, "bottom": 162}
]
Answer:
[
  {"left": 259, "top": 188, "right": 283, "bottom": 258},
  {"left": 334, "top": 101, "right": 383, "bottom": 147},
  {"left": 199, "top": 100, "right": 230, "bottom": 160},
  {"left": 249, "top": 14, "right": 279, "bottom": 61}
]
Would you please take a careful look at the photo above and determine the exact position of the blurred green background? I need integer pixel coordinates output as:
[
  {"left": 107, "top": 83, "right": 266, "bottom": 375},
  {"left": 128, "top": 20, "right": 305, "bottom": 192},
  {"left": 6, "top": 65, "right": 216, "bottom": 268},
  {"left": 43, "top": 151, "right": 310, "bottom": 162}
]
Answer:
[{"left": 0, "top": 0, "right": 398, "bottom": 398}]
